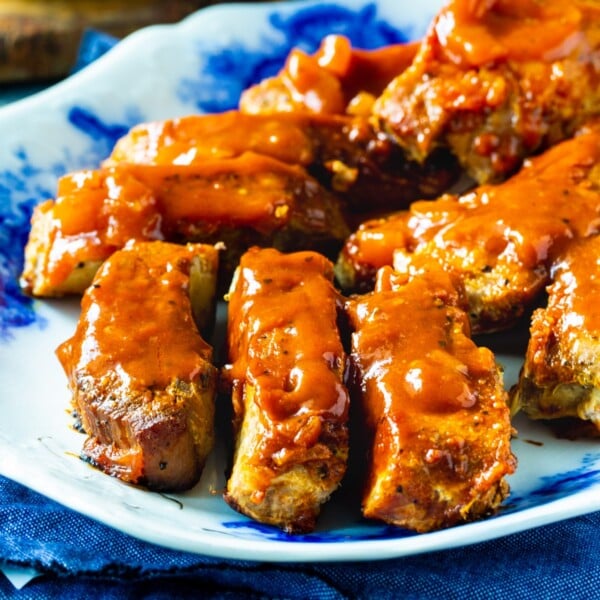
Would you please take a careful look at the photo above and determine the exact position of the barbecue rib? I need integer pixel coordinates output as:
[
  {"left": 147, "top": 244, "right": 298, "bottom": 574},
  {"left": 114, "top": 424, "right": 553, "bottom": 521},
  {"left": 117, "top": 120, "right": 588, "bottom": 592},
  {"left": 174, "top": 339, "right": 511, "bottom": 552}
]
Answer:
[
  {"left": 373, "top": 0, "right": 600, "bottom": 184},
  {"left": 345, "top": 266, "right": 515, "bottom": 532},
  {"left": 512, "top": 235, "right": 600, "bottom": 431},
  {"left": 223, "top": 247, "right": 350, "bottom": 533},
  {"left": 107, "top": 110, "right": 458, "bottom": 214},
  {"left": 56, "top": 241, "right": 219, "bottom": 491},
  {"left": 239, "top": 34, "right": 419, "bottom": 117},
  {"left": 337, "top": 125, "right": 600, "bottom": 333},
  {"left": 20, "top": 153, "right": 349, "bottom": 297}
]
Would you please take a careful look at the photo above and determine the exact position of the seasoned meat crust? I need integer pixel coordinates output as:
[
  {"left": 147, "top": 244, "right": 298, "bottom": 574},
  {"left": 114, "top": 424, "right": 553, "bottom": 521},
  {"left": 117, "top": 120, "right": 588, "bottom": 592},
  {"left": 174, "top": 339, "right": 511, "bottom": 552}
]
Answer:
[
  {"left": 512, "top": 235, "right": 600, "bottom": 431},
  {"left": 20, "top": 154, "right": 349, "bottom": 297},
  {"left": 337, "top": 125, "right": 600, "bottom": 333},
  {"left": 223, "top": 247, "right": 350, "bottom": 533},
  {"left": 373, "top": 0, "right": 600, "bottom": 183},
  {"left": 107, "top": 110, "right": 459, "bottom": 214},
  {"left": 345, "top": 266, "right": 515, "bottom": 532},
  {"left": 56, "top": 241, "right": 219, "bottom": 491}
]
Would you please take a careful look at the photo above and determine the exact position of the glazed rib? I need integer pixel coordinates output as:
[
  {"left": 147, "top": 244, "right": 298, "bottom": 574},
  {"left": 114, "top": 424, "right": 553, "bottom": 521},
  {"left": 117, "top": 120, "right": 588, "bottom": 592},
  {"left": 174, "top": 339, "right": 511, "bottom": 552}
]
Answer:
[
  {"left": 512, "top": 235, "right": 600, "bottom": 431},
  {"left": 345, "top": 266, "right": 515, "bottom": 532},
  {"left": 373, "top": 0, "right": 600, "bottom": 183},
  {"left": 56, "top": 241, "right": 219, "bottom": 491},
  {"left": 223, "top": 247, "right": 349, "bottom": 533},
  {"left": 337, "top": 126, "right": 600, "bottom": 332},
  {"left": 20, "top": 153, "right": 349, "bottom": 297},
  {"left": 107, "top": 110, "right": 458, "bottom": 214}
]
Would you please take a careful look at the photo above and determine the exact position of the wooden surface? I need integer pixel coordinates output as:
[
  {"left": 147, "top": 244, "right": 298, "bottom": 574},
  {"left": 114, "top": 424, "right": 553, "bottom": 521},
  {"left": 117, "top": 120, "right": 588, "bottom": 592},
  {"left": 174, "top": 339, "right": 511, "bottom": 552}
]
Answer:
[{"left": 0, "top": 0, "right": 214, "bottom": 82}]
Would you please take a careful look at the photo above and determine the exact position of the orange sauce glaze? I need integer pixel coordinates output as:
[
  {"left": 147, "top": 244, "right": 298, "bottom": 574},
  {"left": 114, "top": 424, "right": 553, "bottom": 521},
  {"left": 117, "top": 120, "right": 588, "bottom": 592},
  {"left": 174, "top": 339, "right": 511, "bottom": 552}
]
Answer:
[
  {"left": 341, "top": 126, "right": 600, "bottom": 288},
  {"left": 108, "top": 111, "right": 320, "bottom": 167},
  {"left": 346, "top": 266, "right": 515, "bottom": 529},
  {"left": 313, "top": 35, "right": 419, "bottom": 103},
  {"left": 226, "top": 247, "right": 349, "bottom": 460},
  {"left": 56, "top": 241, "right": 214, "bottom": 391},
  {"left": 239, "top": 34, "right": 419, "bottom": 115},
  {"left": 107, "top": 110, "right": 386, "bottom": 180},
  {"left": 551, "top": 238, "right": 600, "bottom": 336},
  {"left": 525, "top": 235, "right": 600, "bottom": 385},
  {"left": 349, "top": 267, "right": 487, "bottom": 415},
  {"left": 44, "top": 153, "right": 318, "bottom": 289},
  {"left": 373, "top": 0, "right": 600, "bottom": 177},
  {"left": 438, "top": 0, "right": 587, "bottom": 67}
]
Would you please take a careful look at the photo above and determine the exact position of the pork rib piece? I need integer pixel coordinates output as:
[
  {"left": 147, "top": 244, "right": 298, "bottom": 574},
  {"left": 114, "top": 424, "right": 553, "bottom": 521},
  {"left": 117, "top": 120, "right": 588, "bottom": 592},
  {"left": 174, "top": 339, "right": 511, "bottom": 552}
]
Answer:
[
  {"left": 223, "top": 247, "right": 350, "bottom": 533},
  {"left": 337, "top": 125, "right": 600, "bottom": 333},
  {"left": 56, "top": 240, "right": 219, "bottom": 491},
  {"left": 21, "top": 153, "right": 349, "bottom": 297},
  {"left": 373, "top": 0, "right": 600, "bottom": 183},
  {"left": 345, "top": 266, "right": 516, "bottom": 532},
  {"left": 512, "top": 235, "right": 600, "bottom": 432}
]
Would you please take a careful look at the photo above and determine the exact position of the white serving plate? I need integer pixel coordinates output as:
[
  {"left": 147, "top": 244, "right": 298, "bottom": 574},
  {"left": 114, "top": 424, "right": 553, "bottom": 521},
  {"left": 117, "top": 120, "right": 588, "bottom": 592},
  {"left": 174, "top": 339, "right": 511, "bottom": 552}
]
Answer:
[{"left": 1, "top": 0, "right": 599, "bottom": 563}]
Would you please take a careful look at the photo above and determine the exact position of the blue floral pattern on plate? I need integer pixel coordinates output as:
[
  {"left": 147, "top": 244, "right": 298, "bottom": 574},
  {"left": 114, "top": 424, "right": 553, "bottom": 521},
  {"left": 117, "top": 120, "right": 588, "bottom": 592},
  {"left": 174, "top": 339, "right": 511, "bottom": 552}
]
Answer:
[{"left": 178, "top": 2, "right": 409, "bottom": 112}]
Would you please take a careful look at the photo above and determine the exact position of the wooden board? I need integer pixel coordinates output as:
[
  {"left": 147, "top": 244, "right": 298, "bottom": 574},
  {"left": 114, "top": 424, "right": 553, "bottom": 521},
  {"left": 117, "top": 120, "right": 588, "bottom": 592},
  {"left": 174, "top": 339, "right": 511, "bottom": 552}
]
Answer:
[{"left": 0, "top": 0, "right": 214, "bottom": 82}]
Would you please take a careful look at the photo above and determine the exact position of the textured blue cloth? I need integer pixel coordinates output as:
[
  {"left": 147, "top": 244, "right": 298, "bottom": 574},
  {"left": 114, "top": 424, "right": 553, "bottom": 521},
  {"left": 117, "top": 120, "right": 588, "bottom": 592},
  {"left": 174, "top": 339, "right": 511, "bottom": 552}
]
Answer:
[
  {"left": 2, "top": 26, "right": 599, "bottom": 600},
  {"left": 1, "top": 475, "right": 600, "bottom": 599}
]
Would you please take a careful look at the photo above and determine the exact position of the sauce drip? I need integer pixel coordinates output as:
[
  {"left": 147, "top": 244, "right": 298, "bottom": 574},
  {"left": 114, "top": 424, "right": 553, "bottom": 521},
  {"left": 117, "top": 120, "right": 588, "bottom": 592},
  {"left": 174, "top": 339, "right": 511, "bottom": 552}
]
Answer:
[
  {"left": 239, "top": 34, "right": 419, "bottom": 116},
  {"left": 551, "top": 239, "right": 600, "bottom": 335},
  {"left": 527, "top": 235, "right": 600, "bottom": 384}
]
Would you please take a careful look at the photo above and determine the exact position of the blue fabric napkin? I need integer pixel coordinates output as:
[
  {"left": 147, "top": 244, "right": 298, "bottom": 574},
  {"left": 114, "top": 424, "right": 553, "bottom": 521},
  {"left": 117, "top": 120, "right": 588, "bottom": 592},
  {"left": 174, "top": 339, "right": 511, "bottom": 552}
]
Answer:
[
  {"left": 2, "top": 474, "right": 600, "bottom": 599},
  {"left": 2, "top": 26, "right": 600, "bottom": 600}
]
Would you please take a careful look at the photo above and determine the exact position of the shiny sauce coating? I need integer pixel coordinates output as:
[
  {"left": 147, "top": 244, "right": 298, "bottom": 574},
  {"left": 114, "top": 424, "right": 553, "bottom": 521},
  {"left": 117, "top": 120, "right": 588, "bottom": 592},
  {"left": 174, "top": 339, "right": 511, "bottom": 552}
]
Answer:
[
  {"left": 239, "top": 34, "right": 418, "bottom": 116},
  {"left": 226, "top": 247, "right": 349, "bottom": 460},
  {"left": 550, "top": 238, "right": 600, "bottom": 337},
  {"left": 437, "top": 0, "right": 586, "bottom": 67},
  {"left": 346, "top": 266, "right": 515, "bottom": 531},
  {"left": 524, "top": 235, "right": 600, "bottom": 386},
  {"left": 109, "top": 111, "right": 319, "bottom": 167},
  {"left": 44, "top": 153, "right": 337, "bottom": 291},
  {"left": 341, "top": 127, "right": 600, "bottom": 289},
  {"left": 348, "top": 268, "right": 497, "bottom": 422},
  {"left": 57, "top": 241, "right": 215, "bottom": 391}
]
